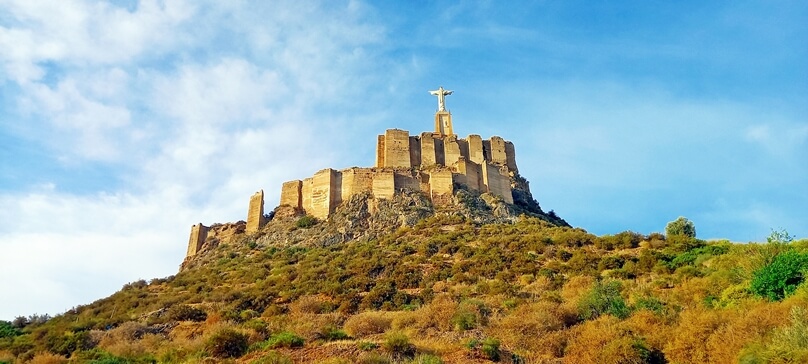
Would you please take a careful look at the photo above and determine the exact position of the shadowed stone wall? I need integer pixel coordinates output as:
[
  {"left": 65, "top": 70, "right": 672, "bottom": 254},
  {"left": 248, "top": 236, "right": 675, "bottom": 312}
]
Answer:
[
  {"left": 281, "top": 180, "right": 302, "bottom": 208},
  {"left": 420, "top": 132, "right": 437, "bottom": 166},
  {"left": 483, "top": 163, "right": 514, "bottom": 204}
]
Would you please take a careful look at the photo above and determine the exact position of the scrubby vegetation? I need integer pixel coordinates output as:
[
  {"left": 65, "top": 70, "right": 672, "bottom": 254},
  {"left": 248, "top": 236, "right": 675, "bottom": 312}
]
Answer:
[{"left": 1, "top": 212, "right": 806, "bottom": 363}]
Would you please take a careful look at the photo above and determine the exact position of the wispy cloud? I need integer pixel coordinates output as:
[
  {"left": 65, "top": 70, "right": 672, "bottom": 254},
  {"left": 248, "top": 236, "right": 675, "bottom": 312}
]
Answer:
[{"left": 0, "top": 0, "right": 392, "bottom": 319}]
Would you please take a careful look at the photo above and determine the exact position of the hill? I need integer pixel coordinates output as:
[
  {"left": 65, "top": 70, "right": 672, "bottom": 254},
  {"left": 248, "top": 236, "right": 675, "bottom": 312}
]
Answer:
[{"left": 2, "top": 190, "right": 807, "bottom": 364}]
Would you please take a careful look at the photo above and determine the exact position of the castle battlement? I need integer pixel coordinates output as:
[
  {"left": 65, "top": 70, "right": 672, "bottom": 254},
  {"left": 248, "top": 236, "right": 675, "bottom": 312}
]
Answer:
[
  {"left": 186, "top": 87, "right": 533, "bottom": 259},
  {"left": 274, "top": 128, "right": 518, "bottom": 222}
]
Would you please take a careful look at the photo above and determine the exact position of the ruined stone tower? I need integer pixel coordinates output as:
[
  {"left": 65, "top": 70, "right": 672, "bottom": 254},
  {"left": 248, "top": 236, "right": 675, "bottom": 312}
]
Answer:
[{"left": 246, "top": 190, "right": 265, "bottom": 234}]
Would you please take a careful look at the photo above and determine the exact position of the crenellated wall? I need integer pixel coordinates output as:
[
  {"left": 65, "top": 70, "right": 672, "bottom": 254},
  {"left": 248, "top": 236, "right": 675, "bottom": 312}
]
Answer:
[
  {"left": 275, "top": 128, "right": 520, "bottom": 220},
  {"left": 375, "top": 129, "right": 518, "bottom": 174},
  {"left": 185, "top": 101, "right": 532, "bottom": 262}
]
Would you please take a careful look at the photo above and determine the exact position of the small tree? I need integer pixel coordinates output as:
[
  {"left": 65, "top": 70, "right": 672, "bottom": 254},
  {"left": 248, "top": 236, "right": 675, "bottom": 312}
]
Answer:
[
  {"left": 751, "top": 250, "right": 808, "bottom": 301},
  {"left": 578, "top": 280, "right": 631, "bottom": 320},
  {"left": 666, "top": 217, "right": 696, "bottom": 238},
  {"left": 0, "top": 321, "right": 19, "bottom": 338}
]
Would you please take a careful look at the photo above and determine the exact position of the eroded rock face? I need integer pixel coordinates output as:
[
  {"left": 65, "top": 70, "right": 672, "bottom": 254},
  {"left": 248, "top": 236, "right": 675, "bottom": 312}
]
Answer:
[{"left": 181, "top": 183, "right": 567, "bottom": 271}]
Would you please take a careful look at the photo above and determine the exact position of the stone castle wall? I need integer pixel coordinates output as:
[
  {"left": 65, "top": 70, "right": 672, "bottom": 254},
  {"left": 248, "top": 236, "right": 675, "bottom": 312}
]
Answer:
[
  {"left": 377, "top": 130, "right": 518, "bottom": 174},
  {"left": 246, "top": 190, "right": 265, "bottom": 233},
  {"left": 187, "top": 127, "right": 521, "bottom": 247},
  {"left": 185, "top": 221, "right": 245, "bottom": 258},
  {"left": 277, "top": 128, "right": 518, "bottom": 220},
  {"left": 186, "top": 223, "right": 208, "bottom": 257}
]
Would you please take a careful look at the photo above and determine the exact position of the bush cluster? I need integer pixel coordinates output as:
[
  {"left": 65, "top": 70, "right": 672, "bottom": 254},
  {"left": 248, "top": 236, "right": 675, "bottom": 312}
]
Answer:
[
  {"left": 751, "top": 250, "right": 808, "bottom": 301},
  {"left": 206, "top": 328, "right": 249, "bottom": 358}
]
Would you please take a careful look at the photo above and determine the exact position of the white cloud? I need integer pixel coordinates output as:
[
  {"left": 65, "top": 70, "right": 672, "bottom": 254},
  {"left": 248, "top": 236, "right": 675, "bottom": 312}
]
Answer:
[
  {"left": 0, "top": 188, "right": 190, "bottom": 318},
  {"left": 0, "top": 0, "right": 194, "bottom": 83},
  {"left": 0, "top": 0, "right": 394, "bottom": 320},
  {"left": 19, "top": 75, "right": 132, "bottom": 161}
]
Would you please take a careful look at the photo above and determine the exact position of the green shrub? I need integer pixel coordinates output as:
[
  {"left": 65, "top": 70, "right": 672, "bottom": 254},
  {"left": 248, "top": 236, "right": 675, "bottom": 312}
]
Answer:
[
  {"left": 252, "top": 351, "right": 293, "bottom": 364},
  {"left": 598, "top": 256, "right": 625, "bottom": 271},
  {"left": 320, "top": 326, "right": 349, "bottom": 341},
  {"left": 383, "top": 331, "right": 414, "bottom": 357},
  {"left": 480, "top": 338, "right": 501, "bottom": 361},
  {"left": 206, "top": 328, "right": 249, "bottom": 358},
  {"left": 45, "top": 330, "right": 96, "bottom": 356},
  {"left": 166, "top": 304, "right": 207, "bottom": 322},
  {"left": 578, "top": 280, "right": 631, "bottom": 320},
  {"left": 357, "top": 341, "right": 379, "bottom": 351},
  {"left": 412, "top": 354, "right": 444, "bottom": 364},
  {"left": 296, "top": 215, "right": 318, "bottom": 228},
  {"left": 467, "top": 338, "right": 500, "bottom": 361},
  {"left": 0, "top": 321, "right": 18, "bottom": 338},
  {"left": 634, "top": 296, "right": 666, "bottom": 315},
  {"left": 450, "top": 300, "right": 490, "bottom": 331},
  {"left": 668, "top": 243, "right": 729, "bottom": 269},
  {"left": 751, "top": 250, "right": 808, "bottom": 301},
  {"left": 263, "top": 331, "right": 305, "bottom": 349}
]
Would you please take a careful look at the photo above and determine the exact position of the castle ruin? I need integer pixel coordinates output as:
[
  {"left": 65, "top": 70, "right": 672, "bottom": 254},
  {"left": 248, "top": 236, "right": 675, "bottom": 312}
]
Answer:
[{"left": 186, "top": 87, "right": 527, "bottom": 259}]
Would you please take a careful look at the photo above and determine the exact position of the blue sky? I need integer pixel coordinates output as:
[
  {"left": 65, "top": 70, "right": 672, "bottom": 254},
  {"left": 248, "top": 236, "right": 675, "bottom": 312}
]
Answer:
[{"left": 0, "top": 0, "right": 806, "bottom": 320}]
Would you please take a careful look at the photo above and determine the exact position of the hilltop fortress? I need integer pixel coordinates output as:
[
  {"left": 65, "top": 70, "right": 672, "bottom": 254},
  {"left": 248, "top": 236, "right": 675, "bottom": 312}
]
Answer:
[{"left": 185, "top": 87, "right": 542, "bottom": 260}]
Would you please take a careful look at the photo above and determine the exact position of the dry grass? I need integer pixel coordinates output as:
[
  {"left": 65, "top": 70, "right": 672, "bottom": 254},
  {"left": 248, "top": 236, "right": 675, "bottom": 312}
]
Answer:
[
  {"left": 706, "top": 302, "right": 792, "bottom": 364},
  {"left": 560, "top": 276, "right": 594, "bottom": 303},
  {"left": 663, "top": 306, "right": 725, "bottom": 363},
  {"left": 486, "top": 301, "right": 567, "bottom": 360},
  {"left": 27, "top": 352, "right": 67, "bottom": 364},
  {"left": 290, "top": 295, "right": 335, "bottom": 315},
  {"left": 343, "top": 311, "right": 394, "bottom": 338},
  {"left": 565, "top": 316, "right": 646, "bottom": 364},
  {"left": 411, "top": 294, "right": 458, "bottom": 334},
  {"left": 286, "top": 312, "right": 343, "bottom": 340}
]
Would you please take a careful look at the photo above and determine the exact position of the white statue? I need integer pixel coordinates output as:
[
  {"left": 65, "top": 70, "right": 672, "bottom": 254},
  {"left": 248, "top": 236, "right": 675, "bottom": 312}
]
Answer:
[{"left": 429, "top": 86, "right": 453, "bottom": 112}]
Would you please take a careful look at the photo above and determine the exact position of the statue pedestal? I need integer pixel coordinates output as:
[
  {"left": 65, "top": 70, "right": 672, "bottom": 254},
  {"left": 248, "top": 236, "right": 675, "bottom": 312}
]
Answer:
[{"left": 434, "top": 111, "right": 453, "bottom": 137}]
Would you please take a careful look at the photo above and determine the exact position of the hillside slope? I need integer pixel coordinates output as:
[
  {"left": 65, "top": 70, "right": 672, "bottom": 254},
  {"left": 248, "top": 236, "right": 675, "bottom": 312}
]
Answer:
[{"left": 2, "top": 190, "right": 807, "bottom": 364}]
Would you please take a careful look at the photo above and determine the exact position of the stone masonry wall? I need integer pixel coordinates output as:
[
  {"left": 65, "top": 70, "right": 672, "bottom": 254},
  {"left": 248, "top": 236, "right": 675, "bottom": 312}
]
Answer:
[
  {"left": 409, "top": 136, "right": 421, "bottom": 167},
  {"left": 276, "top": 128, "right": 521, "bottom": 220},
  {"left": 280, "top": 180, "right": 302, "bottom": 208},
  {"left": 383, "top": 129, "right": 411, "bottom": 168},
  {"left": 394, "top": 170, "right": 422, "bottom": 192},
  {"left": 468, "top": 134, "right": 484, "bottom": 164},
  {"left": 482, "top": 162, "right": 514, "bottom": 204},
  {"left": 246, "top": 190, "right": 265, "bottom": 233},
  {"left": 505, "top": 141, "right": 518, "bottom": 173},
  {"left": 429, "top": 170, "right": 454, "bottom": 205},
  {"left": 308, "top": 168, "right": 338, "bottom": 219},
  {"left": 372, "top": 169, "right": 395, "bottom": 199},
  {"left": 489, "top": 136, "right": 508, "bottom": 166},
  {"left": 376, "top": 135, "right": 385, "bottom": 167},
  {"left": 444, "top": 136, "right": 462, "bottom": 167},
  {"left": 341, "top": 168, "right": 374, "bottom": 203},
  {"left": 420, "top": 132, "right": 437, "bottom": 166},
  {"left": 454, "top": 157, "right": 481, "bottom": 191},
  {"left": 186, "top": 223, "right": 208, "bottom": 257}
]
